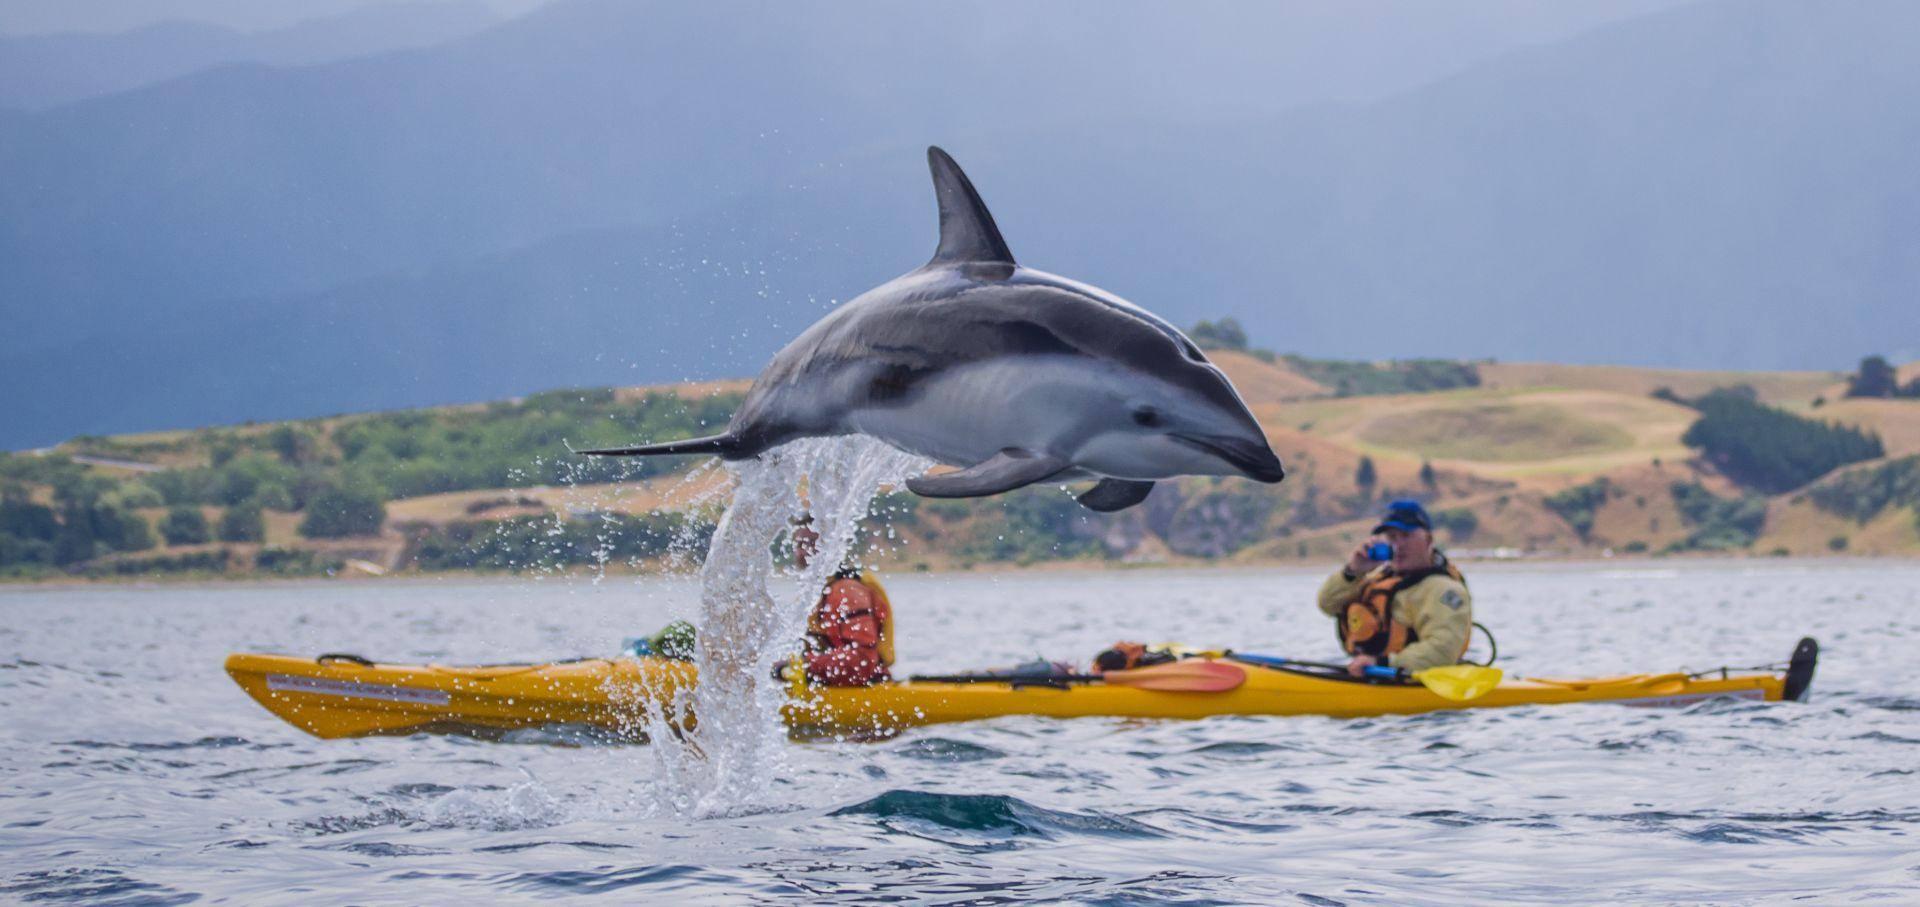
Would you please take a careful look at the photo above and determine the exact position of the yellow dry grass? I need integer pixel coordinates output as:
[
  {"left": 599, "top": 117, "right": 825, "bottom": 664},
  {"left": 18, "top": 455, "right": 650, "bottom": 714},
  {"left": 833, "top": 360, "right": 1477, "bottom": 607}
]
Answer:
[
  {"left": 1272, "top": 387, "right": 1698, "bottom": 481},
  {"left": 1480, "top": 362, "right": 1839, "bottom": 406},
  {"left": 1806, "top": 399, "right": 1920, "bottom": 457},
  {"left": 1759, "top": 496, "right": 1920, "bottom": 557},
  {"left": 1210, "top": 350, "right": 1329, "bottom": 406}
]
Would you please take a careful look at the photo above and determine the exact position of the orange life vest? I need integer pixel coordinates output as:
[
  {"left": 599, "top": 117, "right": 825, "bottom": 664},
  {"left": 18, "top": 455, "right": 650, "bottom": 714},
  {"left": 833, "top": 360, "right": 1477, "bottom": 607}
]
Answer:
[
  {"left": 1338, "top": 561, "right": 1468, "bottom": 659},
  {"left": 806, "top": 570, "right": 894, "bottom": 666}
]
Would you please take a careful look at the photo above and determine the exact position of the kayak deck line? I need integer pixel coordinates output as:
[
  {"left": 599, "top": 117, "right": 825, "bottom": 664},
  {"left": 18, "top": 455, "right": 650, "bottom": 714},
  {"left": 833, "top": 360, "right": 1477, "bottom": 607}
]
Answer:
[{"left": 224, "top": 638, "right": 1816, "bottom": 741}]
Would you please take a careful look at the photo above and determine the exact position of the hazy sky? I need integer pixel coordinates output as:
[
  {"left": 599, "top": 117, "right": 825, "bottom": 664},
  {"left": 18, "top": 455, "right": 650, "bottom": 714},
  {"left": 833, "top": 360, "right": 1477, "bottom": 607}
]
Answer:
[{"left": 0, "top": 0, "right": 551, "bottom": 34}]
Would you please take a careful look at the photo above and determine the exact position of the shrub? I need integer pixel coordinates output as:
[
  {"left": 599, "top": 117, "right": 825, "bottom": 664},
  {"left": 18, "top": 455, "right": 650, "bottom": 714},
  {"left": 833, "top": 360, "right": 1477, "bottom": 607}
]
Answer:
[
  {"left": 1806, "top": 455, "right": 1920, "bottom": 523},
  {"left": 405, "top": 511, "right": 711, "bottom": 572},
  {"left": 1284, "top": 355, "right": 1481, "bottom": 397},
  {"left": 254, "top": 547, "right": 344, "bottom": 576},
  {"left": 81, "top": 549, "right": 231, "bottom": 577},
  {"left": 298, "top": 486, "right": 387, "bottom": 539},
  {"left": 1544, "top": 479, "right": 1612, "bottom": 541},
  {"left": 1354, "top": 456, "right": 1377, "bottom": 493},
  {"left": 159, "top": 507, "right": 211, "bottom": 545},
  {"left": 218, "top": 504, "right": 266, "bottom": 543},
  {"left": 959, "top": 488, "right": 1106, "bottom": 563},
  {"left": 1669, "top": 481, "right": 1767, "bottom": 550},
  {"left": 1429, "top": 507, "right": 1479, "bottom": 542}
]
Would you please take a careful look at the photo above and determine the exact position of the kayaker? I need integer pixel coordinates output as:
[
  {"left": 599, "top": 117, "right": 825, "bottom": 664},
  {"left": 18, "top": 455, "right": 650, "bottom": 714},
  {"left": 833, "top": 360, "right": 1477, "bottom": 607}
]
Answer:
[
  {"left": 790, "top": 517, "right": 895, "bottom": 686},
  {"left": 1317, "top": 499, "right": 1472, "bottom": 678}
]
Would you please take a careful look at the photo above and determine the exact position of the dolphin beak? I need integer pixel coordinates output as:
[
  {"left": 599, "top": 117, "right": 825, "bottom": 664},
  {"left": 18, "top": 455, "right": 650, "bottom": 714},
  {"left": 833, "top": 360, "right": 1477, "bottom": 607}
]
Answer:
[{"left": 1172, "top": 434, "right": 1286, "bottom": 484}]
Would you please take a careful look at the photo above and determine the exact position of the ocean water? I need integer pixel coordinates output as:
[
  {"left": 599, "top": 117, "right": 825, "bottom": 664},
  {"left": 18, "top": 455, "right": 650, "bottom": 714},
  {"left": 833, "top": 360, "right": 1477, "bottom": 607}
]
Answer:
[{"left": 3, "top": 561, "right": 1917, "bottom": 904}]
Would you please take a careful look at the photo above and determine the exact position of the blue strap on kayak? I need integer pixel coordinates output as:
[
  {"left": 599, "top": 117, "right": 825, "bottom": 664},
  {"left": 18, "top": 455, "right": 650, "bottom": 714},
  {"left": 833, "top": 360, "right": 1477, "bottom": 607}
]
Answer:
[{"left": 1229, "top": 652, "right": 1404, "bottom": 681}]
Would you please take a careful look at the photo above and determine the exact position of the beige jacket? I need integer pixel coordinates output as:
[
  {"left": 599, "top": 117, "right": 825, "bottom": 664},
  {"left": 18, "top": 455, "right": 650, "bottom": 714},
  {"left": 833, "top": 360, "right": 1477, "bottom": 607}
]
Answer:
[{"left": 1316, "top": 558, "right": 1473, "bottom": 672}]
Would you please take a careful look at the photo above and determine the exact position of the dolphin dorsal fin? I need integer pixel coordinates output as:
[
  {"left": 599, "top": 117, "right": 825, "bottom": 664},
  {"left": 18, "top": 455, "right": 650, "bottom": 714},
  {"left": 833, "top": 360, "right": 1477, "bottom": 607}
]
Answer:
[{"left": 927, "top": 146, "right": 1015, "bottom": 267}]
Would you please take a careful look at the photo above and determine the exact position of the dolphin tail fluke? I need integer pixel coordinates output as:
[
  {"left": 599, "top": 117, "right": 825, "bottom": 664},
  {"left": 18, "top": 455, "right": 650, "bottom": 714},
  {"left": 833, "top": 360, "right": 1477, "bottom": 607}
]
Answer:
[
  {"left": 577, "top": 432, "right": 742, "bottom": 459},
  {"left": 905, "top": 448, "right": 1066, "bottom": 498},
  {"left": 1076, "top": 479, "right": 1155, "bottom": 512},
  {"left": 926, "top": 146, "right": 1015, "bottom": 267}
]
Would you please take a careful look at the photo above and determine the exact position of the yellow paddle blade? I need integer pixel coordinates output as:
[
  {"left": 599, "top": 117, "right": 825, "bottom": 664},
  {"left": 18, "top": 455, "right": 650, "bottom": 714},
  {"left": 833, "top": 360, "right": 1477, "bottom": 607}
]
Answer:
[{"left": 1412, "top": 665, "right": 1504, "bottom": 701}]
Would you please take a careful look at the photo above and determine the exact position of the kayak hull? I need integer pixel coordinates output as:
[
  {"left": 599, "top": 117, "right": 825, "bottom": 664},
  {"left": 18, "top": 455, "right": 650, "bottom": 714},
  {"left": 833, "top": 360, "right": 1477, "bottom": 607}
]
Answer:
[{"left": 225, "top": 652, "right": 1791, "bottom": 741}]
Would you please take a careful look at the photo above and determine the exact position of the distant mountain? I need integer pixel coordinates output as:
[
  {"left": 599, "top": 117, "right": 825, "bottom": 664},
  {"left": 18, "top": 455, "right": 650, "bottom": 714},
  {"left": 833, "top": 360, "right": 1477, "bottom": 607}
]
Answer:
[
  {"left": 0, "top": 2, "right": 501, "bottom": 109},
  {"left": 6, "top": 0, "right": 1917, "bottom": 448},
  {"left": 0, "top": 0, "right": 538, "bottom": 38}
]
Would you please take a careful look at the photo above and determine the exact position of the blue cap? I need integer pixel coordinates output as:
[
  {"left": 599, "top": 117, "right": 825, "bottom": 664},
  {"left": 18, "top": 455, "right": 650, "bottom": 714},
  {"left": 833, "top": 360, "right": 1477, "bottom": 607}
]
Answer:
[{"left": 1372, "top": 499, "right": 1431, "bottom": 534}]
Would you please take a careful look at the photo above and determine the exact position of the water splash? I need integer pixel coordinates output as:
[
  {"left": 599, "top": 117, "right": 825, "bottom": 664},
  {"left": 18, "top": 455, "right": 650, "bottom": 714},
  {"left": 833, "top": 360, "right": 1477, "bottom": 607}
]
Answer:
[{"left": 643, "top": 436, "right": 929, "bottom": 815}]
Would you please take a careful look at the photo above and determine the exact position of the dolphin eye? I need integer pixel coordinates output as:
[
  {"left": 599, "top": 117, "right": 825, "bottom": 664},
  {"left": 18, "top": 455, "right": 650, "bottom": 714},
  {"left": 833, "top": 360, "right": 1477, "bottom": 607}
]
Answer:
[{"left": 1132, "top": 407, "right": 1162, "bottom": 427}]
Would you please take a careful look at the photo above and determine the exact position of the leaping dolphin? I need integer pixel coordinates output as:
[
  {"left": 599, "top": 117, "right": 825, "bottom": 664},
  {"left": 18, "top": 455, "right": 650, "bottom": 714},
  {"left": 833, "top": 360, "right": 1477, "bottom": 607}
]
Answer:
[{"left": 582, "top": 147, "right": 1284, "bottom": 512}]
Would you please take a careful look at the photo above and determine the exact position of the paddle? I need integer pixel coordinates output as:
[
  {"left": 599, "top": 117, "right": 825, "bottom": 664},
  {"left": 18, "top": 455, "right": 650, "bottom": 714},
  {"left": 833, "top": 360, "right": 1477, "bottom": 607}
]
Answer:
[
  {"left": 909, "top": 659, "right": 1246, "bottom": 693},
  {"left": 1228, "top": 653, "right": 1502, "bottom": 702},
  {"left": 1101, "top": 660, "right": 1246, "bottom": 692}
]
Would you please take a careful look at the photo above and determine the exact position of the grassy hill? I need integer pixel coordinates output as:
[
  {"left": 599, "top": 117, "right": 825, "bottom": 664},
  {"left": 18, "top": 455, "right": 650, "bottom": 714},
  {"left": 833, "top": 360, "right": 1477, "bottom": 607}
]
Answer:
[{"left": 3, "top": 354, "right": 1916, "bottom": 581}]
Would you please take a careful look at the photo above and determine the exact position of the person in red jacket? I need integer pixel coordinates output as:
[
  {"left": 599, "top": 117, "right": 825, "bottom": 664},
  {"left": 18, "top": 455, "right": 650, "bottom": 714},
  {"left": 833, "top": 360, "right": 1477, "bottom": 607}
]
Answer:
[{"left": 792, "top": 518, "right": 895, "bottom": 686}]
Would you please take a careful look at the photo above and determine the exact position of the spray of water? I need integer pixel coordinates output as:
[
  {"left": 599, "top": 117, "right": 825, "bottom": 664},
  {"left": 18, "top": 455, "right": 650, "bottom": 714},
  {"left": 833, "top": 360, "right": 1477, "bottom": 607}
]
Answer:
[{"left": 635, "top": 435, "right": 930, "bottom": 816}]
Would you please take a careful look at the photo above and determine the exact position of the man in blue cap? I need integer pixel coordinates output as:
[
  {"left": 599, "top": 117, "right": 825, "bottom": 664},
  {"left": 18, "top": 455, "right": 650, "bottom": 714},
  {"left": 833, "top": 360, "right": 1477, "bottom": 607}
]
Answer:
[{"left": 1316, "top": 499, "right": 1473, "bottom": 677}]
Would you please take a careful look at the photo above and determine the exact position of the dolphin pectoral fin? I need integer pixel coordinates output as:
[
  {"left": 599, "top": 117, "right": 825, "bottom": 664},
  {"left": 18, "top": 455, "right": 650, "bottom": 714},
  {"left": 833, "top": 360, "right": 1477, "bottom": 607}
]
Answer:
[
  {"left": 905, "top": 449, "right": 1067, "bottom": 498},
  {"left": 1075, "top": 479, "right": 1155, "bottom": 512},
  {"left": 577, "top": 432, "right": 743, "bottom": 459}
]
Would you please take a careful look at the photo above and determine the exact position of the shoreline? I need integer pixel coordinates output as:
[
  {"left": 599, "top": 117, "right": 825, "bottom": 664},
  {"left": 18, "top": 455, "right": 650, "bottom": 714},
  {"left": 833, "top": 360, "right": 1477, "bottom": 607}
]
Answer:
[{"left": 4, "top": 552, "right": 1913, "bottom": 593}]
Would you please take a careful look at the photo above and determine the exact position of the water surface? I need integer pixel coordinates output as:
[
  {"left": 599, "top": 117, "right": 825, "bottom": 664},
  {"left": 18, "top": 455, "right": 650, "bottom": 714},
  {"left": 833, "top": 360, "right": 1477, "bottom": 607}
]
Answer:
[{"left": 3, "top": 561, "right": 1917, "bottom": 904}]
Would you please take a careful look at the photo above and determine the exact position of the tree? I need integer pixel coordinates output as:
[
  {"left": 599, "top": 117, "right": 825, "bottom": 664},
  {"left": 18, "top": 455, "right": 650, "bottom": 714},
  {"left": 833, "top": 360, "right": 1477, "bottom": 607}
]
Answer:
[
  {"left": 1354, "top": 456, "right": 1377, "bottom": 494},
  {"left": 160, "top": 506, "right": 211, "bottom": 545},
  {"left": 218, "top": 504, "right": 266, "bottom": 543},
  {"left": 1187, "top": 317, "right": 1249, "bottom": 351},
  {"left": 298, "top": 486, "right": 387, "bottom": 538},
  {"left": 1419, "top": 460, "right": 1437, "bottom": 489},
  {"left": 1681, "top": 387, "right": 1884, "bottom": 493},
  {"left": 1847, "top": 356, "right": 1899, "bottom": 398}
]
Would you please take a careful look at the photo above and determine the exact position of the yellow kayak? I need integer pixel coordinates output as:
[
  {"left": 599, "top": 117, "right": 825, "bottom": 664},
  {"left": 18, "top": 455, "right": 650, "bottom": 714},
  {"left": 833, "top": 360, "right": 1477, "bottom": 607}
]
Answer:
[{"left": 225, "top": 639, "right": 1816, "bottom": 740}]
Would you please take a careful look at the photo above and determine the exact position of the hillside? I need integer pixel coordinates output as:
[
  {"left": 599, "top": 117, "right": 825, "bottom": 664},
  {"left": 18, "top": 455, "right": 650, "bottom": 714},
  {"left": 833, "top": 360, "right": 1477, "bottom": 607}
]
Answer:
[{"left": 5, "top": 354, "right": 1915, "bottom": 581}]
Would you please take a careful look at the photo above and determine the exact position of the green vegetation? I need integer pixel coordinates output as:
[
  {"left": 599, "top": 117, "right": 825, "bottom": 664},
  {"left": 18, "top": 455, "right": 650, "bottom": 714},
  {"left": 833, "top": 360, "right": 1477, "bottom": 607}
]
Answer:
[
  {"left": 1544, "top": 478, "right": 1613, "bottom": 541},
  {"left": 217, "top": 504, "right": 266, "bottom": 543},
  {"left": 957, "top": 488, "right": 1108, "bottom": 565},
  {"left": 1160, "top": 485, "right": 1279, "bottom": 557},
  {"left": 159, "top": 506, "right": 211, "bottom": 545},
  {"left": 1680, "top": 387, "right": 1884, "bottom": 493},
  {"left": 81, "top": 549, "right": 232, "bottom": 578},
  {"left": 298, "top": 486, "right": 387, "bottom": 539},
  {"left": 1668, "top": 481, "right": 1767, "bottom": 551},
  {"left": 142, "top": 389, "right": 740, "bottom": 508},
  {"left": 1187, "top": 317, "right": 1250, "bottom": 351},
  {"left": 1429, "top": 507, "right": 1479, "bottom": 542},
  {"left": 254, "top": 548, "right": 345, "bottom": 576},
  {"left": 1845, "top": 355, "right": 1920, "bottom": 399},
  {"left": 1806, "top": 454, "right": 1920, "bottom": 522},
  {"left": 1283, "top": 355, "right": 1480, "bottom": 397},
  {"left": 1354, "top": 456, "right": 1377, "bottom": 494},
  {"left": 404, "top": 511, "right": 712, "bottom": 572}
]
